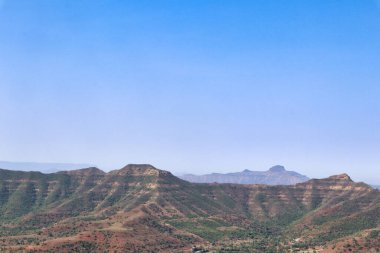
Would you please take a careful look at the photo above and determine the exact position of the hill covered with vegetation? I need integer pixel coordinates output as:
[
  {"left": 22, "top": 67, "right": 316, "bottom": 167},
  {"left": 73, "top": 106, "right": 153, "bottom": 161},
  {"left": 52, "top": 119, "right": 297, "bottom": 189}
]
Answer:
[{"left": 0, "top": 165, "right": 378, "bottom": 252}]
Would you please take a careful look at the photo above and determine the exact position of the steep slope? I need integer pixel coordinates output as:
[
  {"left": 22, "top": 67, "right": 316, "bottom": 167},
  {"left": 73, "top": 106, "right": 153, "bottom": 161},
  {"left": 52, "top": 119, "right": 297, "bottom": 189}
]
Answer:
[
  {"left": 0, "top": 165, "right": 378, "bottom": 252},
  {"left": 0, "top": 167, "right": 106, "bottom": 220},
  {"left": 180, "top": 165, "right": 309, "bottom": 185},
  {"left": 284, "top": 175, "right": 380, "bottom": 251}
]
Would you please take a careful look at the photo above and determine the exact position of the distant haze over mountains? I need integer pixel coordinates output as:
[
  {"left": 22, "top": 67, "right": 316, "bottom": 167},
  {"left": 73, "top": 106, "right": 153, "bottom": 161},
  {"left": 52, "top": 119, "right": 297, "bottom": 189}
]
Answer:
[
  {"left": 0, "top": 161, "right": 95, "bottom": 173},
  {"left": 1, "top": 161, "right": 377, "bottom": 188},
  {"left": 180, "top": 165, "right": 310, "bottom": 185}
]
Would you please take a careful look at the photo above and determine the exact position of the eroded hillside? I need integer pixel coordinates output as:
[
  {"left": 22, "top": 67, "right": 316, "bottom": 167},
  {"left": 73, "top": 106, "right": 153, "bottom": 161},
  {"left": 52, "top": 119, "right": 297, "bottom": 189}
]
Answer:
[{"left": 0, "top": 165, "right": 379, "bottom": 252}]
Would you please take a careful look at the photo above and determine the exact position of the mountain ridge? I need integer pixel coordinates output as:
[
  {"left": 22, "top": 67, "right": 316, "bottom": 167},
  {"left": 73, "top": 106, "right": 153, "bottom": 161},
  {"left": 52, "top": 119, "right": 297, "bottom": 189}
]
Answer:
[
  {"left": 0, "top": 161, "right": 95, "bottom": 173},
  {"left": 0, "top": 164, "right": 378, "bottom": 252},
  {"left": 180, "top": 165, "right": 310, "bottom": 185}
]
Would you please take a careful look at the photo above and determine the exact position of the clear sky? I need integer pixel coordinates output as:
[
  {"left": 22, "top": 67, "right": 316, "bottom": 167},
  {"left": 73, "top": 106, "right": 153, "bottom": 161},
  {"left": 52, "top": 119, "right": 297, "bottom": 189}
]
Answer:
[{"left": 0, "top": 0, "right": 379, "bottom": 183}]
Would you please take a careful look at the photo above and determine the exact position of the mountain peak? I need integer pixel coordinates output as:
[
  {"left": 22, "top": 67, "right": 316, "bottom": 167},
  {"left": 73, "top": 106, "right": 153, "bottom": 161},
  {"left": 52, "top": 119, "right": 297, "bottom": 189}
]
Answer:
[
  {"left": 327, "top": 173, "right": 353, "bottom": 182},
  {"left": 116, "top": 164, "right": 158, "bottom": 175},
  {"left": 121, "top": 164, "right": 156, "bottom": 170},
  {"left": 181, "top": 165, "right": 309, "bottom": 185},
  {"left": 113, "top": 164, "right": 174, "bottom": 178},
  {"left": 60, "top": 167, "right": 105, "bottom": 175},
  {"left": 268, "top": 165, "right": 286, "bottom": 173}
]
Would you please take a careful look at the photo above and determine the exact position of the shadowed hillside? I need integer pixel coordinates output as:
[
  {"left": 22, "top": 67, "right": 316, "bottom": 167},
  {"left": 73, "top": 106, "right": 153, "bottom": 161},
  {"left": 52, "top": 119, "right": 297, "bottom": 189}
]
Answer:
[{"left": 0, "top": 165, "right": 379, "bottom": 252}]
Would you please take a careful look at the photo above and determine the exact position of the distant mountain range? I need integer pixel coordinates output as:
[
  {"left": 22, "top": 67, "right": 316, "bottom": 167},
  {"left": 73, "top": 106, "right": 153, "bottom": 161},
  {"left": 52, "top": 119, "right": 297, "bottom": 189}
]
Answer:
[
  {"left": 0, "top": 161, "right": 95, "bottom": 173},
  {"left": 0, "top": 164, "right": 378, "bottom": 252},
  {"left": 180, "top": 165, "right": 310, "bottom": 185}
]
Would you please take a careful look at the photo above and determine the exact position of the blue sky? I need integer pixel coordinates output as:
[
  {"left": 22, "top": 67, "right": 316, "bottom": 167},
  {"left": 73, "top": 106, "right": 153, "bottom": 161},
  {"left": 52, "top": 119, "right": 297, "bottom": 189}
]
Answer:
[{"left": 0, "top": 0, "right": 379, "bottom": 183}]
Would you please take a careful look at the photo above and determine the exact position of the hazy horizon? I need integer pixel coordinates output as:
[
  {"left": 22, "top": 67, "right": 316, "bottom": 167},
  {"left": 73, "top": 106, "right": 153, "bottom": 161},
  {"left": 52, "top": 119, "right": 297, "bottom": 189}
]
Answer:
[
  {"left": 1, "top": 1, "right": 380, "bottom": 184},
  {"left": 0, "top": 160, "right": 377, "bottom": 185}
]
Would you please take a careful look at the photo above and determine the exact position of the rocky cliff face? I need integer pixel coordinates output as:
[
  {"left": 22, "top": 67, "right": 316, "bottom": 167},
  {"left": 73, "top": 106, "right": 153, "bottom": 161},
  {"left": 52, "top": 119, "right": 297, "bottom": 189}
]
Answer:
[
  {"left": 0, "top": 165, "right": 378, "bottom": 253},
  {"left": 180, "top": 165, "right": 309, "bottom": 185}
]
